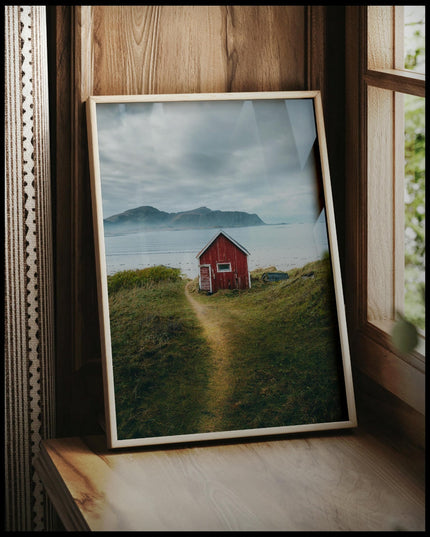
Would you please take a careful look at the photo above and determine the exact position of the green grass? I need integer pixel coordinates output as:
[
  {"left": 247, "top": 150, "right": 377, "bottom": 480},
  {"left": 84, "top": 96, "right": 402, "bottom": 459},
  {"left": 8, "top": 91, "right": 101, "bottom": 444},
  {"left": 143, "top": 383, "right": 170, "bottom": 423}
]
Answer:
[
  {"left": 188, "top": 258, "right": 348, "bottom": 430},
  {"left": 107, "top": 265, "right": 182, "bottom": 293},
  {"left": 108, "top": 260, "right": 348, "bottom": 440},
  {"left": 108, "top": 270, "right": 212, "bottom": 440}
]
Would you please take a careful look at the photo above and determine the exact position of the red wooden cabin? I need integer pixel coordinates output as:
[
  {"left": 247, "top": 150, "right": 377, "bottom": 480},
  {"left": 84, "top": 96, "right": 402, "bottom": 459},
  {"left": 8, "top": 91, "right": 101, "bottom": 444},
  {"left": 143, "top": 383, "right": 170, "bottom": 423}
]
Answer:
[{"left": 196, "top": 230, "right": 251, "bottom": 293}]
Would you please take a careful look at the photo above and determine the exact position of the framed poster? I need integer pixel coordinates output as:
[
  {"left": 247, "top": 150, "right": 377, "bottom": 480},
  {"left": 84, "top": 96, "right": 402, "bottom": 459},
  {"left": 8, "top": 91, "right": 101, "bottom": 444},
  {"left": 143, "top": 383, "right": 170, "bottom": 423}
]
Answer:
[{"left": 86, "top": 91, "right": 357, "bottom": 449}]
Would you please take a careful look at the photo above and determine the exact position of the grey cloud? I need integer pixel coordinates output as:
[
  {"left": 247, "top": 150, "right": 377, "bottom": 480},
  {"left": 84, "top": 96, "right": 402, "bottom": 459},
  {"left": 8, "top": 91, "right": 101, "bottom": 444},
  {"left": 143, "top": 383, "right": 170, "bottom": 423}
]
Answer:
[{"left": 96, "top": 98, "right": 320, "bottom": 224}]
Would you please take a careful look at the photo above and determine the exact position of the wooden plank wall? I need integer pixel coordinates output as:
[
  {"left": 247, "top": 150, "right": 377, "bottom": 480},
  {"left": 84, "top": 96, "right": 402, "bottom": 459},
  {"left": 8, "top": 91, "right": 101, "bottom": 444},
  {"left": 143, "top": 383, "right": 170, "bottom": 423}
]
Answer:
[{"left": 47, "top": 5, "right": 334, "bottom": 436}]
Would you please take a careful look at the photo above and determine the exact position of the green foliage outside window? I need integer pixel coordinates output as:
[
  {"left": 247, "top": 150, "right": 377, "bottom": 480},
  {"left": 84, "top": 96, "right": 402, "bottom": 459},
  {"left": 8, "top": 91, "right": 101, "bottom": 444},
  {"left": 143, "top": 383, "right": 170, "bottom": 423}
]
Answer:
[
  {"left": 404, "top": 6, "right": 425, "bottom": 74},
  {"left": 403, "top": 10, "right": 425, "bottom": 332},
  {"left": 404, "top": 95, "right": 425, "bottom": 331}
]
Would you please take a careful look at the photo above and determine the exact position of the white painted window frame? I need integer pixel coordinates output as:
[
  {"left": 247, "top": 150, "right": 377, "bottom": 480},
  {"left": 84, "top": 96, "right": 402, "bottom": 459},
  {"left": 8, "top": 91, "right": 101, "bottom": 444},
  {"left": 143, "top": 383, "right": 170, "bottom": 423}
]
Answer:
[{"left": 217, "top": 262, "right": 232, "bottom": 273}]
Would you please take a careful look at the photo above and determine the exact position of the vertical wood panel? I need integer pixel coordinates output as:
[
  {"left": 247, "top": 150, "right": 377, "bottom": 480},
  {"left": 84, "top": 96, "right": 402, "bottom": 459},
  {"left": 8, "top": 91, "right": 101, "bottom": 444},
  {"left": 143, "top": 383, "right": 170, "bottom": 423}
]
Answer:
[
  {"left": 367, "top": 86, "right": 395, "bottom": 322},
  {"left": 307, "top": 6, "right": 326, "bottom": 103},
  {"left": 324, "top": 7, "right": 346, "bottom": 273},
  {"left": 393, "top": 93, "right": 405, "bottom": 314},
  {"left": 91, "top": 6, "right": 161, "bottom": 95},
  {"left": 367, "top": 6, "right": 395, "bottom": 70},
  {"left": 88, "top": 6, "right": 306, "bottom": 95},
  {"left": 345, "top": 6, "right": 367, "bottom": 333},
  {"left": 71, "top": 6, "right": 101, "bottom": 372},
  {"left": 219, "top": 6, "right": 306, "bottom": 92},
  {"left": 47, "top": 5, "right": 74, "bottom": 437}
]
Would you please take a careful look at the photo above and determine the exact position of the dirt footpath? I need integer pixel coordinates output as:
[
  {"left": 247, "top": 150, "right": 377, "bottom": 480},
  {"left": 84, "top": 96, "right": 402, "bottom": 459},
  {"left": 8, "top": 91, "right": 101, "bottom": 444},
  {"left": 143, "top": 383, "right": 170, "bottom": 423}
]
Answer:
[{"left": 184, "top": 281, "right": 233, "bottom": 432}]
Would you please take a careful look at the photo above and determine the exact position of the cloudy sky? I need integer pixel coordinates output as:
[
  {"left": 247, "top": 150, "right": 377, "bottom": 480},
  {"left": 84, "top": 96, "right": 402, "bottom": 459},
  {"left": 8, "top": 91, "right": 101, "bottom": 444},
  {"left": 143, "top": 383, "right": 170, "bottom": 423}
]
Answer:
[{"left": 96, "top": 97, "right": 322, "bottom": 225}]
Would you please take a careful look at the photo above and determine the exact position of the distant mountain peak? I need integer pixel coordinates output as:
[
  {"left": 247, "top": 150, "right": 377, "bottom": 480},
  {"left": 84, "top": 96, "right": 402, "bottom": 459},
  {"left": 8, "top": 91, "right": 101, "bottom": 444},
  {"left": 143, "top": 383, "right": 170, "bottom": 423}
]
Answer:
[{"left": 104, "top": 205, "right": 265, "bottom": 233}]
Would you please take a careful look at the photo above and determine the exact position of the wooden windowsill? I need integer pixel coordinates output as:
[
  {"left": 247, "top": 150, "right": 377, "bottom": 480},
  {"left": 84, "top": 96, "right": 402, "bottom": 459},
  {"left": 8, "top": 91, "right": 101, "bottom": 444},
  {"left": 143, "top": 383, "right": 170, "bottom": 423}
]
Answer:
[
  {"left": 34, "top": 429, "right": 425, "bottom": 532},
  {"left": 351, "top": 322, "right": 425, "bottom": 417},
  {"left": 368, "top": 318, "right": 425, "bottom": 366}
]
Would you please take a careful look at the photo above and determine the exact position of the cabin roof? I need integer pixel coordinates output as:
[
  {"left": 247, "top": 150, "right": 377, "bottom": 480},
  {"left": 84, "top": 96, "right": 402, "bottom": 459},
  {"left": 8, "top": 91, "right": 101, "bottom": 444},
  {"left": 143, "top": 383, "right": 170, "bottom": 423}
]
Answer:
[{"left": 196, "top": 230, "right": 250, "bottom": 259}]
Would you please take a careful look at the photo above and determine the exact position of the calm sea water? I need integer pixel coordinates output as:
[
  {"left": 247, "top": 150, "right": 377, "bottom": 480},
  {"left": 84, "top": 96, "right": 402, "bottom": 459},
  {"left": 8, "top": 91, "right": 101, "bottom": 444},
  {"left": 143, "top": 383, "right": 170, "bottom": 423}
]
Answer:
[{"left": 104, "top": 223, "right": 329, "bottom": 278}]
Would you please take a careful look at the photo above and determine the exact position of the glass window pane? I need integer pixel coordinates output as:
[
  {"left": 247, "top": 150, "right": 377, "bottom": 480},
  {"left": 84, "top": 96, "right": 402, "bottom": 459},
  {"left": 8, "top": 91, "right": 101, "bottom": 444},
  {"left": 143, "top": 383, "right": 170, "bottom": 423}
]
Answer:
[
  {"left": 404, "top": 93, "right": 425, "bottom": 331},
  {"left": 404, "top": 6, "right": 425, "bottom": 74}
]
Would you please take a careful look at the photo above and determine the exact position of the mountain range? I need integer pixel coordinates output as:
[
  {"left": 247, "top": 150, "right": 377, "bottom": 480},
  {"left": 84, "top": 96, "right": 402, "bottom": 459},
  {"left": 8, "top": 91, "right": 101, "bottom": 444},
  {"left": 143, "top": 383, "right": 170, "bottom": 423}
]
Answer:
[{"left": 103, "top": 205, "right": 265, "bottom": 233}]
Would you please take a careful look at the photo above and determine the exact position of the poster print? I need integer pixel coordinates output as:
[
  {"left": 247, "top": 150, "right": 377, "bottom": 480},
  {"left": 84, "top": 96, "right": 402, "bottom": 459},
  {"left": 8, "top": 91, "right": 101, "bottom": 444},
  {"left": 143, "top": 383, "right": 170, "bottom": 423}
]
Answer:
[{"left": 87, "top": 91, "right": 357, "bottom": 448}]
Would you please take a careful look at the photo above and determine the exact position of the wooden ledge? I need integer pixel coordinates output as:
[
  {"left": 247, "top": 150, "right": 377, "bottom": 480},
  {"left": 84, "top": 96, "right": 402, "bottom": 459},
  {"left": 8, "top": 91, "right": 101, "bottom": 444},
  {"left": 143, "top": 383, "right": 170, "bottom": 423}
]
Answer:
[{"left": 35, "top": 429, "right": 425, "bottom": 532}]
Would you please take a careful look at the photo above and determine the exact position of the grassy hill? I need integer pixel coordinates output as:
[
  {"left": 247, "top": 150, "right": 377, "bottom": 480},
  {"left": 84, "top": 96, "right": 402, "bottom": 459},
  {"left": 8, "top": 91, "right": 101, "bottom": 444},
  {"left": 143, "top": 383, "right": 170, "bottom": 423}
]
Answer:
[
  {"left": 107, "top": 260, "right": 348, "bottom": 440},
  {"left": 187, "top": 259, "right": 348, "bottom": 431},
  {"left": 108, "top": 267, "right": 213, "bottom": 440}
]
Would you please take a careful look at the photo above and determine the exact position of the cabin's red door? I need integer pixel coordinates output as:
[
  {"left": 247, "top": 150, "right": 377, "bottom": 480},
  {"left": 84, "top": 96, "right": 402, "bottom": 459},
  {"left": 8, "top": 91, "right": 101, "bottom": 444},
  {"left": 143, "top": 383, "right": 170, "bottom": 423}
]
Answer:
[{"left": 199, "top": 265, "right": 212, "bottom": 292}]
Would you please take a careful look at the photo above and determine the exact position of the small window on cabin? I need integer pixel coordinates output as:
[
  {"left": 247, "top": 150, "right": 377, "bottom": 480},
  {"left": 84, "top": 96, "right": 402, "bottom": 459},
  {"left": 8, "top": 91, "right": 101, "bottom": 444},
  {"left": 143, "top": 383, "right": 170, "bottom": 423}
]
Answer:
[{"left": 217, "top": 263, "right": 232, "bottom": 272}]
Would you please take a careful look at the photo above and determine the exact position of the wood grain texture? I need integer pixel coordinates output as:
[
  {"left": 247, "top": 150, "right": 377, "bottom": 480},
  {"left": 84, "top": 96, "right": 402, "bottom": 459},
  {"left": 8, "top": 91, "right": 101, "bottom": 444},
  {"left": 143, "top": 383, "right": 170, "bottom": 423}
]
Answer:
[
  {"left": 367, "top": 6, "right": 395, "bottom": 70},
  {"left": 324, "top": 7, "right": 346, "bottom": 269},
  {"left": 367, "top": 86, "right": 395, "bottom": 322},
  {"left": 394, "top": 91, "right": 405, "bottom": 315},
  {"left": 71, "top": 6, "right": 101, "bottom": 373},
  {"left": 47, "top": 6, "right": 75, "bottom": 436},
  {"left": 364, "top": 68, "right": 426, "bottom": 97},
  {"left": 36, "top": 433, "right": 425, "bottom": 532},
  {"left": 355, "top": 325, "right": 425, "bottom": 415},
  {"left": 344, "top": 6, "right": 367, "bottom": 334},
  {"left": 352, "top": 368, "right": 425, "bottom": 454},
  {"left": 307, "top": 6, "right": 326, "bottom": 102},
  {"left": 88, "top": 6, "right": 306, "bottom": 96}
]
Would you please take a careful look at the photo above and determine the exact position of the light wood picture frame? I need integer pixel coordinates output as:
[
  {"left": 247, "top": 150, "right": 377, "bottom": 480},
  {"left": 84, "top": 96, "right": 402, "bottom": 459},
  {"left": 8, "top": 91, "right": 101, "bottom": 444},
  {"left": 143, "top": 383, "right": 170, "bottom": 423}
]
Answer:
[{"left": 86, "top": 91, "right": 357, "bottom": 449}]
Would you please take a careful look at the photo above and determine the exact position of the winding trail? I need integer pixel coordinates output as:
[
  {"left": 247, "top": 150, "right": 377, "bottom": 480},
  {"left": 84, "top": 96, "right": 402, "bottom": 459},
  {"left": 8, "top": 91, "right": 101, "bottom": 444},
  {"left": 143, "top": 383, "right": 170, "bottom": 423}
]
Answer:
[{"left": 184, "top": 281, "right": 233, "bottom": 432}]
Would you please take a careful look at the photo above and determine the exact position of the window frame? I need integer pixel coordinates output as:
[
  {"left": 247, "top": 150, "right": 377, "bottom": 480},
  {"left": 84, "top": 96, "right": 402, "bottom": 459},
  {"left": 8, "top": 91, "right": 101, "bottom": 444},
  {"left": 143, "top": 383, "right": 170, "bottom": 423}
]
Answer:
[
  {"left": 217, "top": 262, "right": 232, "bottom": 273},
  {"left": 345, "top": 6, "right": 425, "bottom": 415}
]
